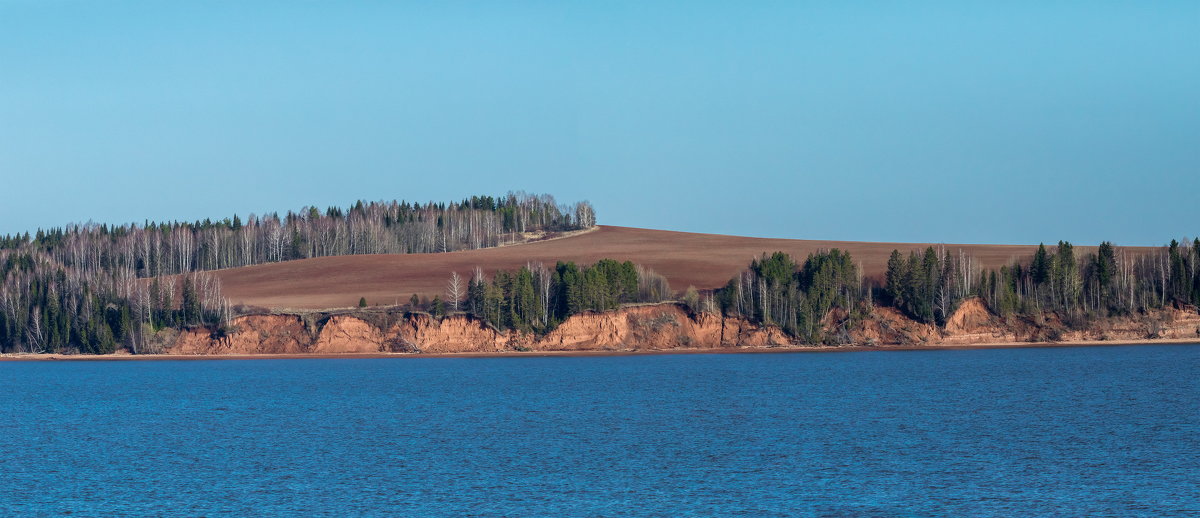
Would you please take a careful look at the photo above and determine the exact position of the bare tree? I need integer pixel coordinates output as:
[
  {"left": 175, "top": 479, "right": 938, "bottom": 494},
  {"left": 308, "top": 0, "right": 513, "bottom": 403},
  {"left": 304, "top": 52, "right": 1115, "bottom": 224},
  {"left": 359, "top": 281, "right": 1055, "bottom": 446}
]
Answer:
[
  {"left": 573, "top": 201, "right": 596, "bottom": 229},
  {"left": 446, "top": 271, "right": 463, "bottom": 312},
  {"left": 529, "top": 262, "right": 552, "bottom": 326},
  {"left": 26, "top": 307, "right": 45, "bottom": 354},
  {"left": 636, "top": 264, "right": 671, "bottom": 302}
]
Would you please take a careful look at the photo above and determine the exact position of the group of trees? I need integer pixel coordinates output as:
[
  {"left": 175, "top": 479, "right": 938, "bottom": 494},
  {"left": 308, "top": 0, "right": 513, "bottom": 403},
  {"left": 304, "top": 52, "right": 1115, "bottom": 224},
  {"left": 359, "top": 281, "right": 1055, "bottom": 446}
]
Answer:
[
  {"left": 0, "top": 192, "right": 595, "bottom": 278},
  {"left": 0, "top": 249, "right": 229, "bottom": 354},
  {"left": 448, "top": 259, "right": 670, "bottom": 333},
  {"left": 884, "top": 247, "right": 978, "bottom": 325},
  {"left": 0, "top": 193, "right": 596, "bottom": 354},
  {"left": 0, "top": 251, "right": 128, "bottom": 354},
  {"left": 882, "top": 238, "right": 1200, "bottom": 325},
  {"left": 5, "top": 184, "right": 1197, "bottom": 353},
  {"left": 716, "top": 250, "right": 865, "bottom": 343},
  {"left": 976, "top": 239, "right": 1200, "bottom": 319},
  {"left": 713, "top": 237, "right": 1200, "bottom": 344}
]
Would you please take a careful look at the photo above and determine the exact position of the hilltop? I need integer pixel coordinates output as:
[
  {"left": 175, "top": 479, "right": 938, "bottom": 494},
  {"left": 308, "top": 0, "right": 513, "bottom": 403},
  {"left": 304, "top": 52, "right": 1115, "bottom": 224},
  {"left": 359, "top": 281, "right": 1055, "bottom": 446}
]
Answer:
[
  {"left": 208, "top": 225, "right": 1142, "bottom": 310},
  {"left": 1, "top": 194, "right": 1192, "bottom": 356}
]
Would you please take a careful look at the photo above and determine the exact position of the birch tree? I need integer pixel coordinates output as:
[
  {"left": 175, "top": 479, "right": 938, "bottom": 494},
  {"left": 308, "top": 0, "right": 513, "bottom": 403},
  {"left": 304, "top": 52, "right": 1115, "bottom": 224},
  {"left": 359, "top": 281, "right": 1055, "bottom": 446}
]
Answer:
[{"left": 446, "top": 271, "right": 463, "bottom": 312}]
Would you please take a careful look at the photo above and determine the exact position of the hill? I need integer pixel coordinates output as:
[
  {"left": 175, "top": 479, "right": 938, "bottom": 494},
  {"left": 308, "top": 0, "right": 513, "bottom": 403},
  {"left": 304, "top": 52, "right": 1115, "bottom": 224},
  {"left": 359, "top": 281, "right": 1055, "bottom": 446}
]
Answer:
[{"left": 211, "top": 225, "right": 1132, "bottom": 310}]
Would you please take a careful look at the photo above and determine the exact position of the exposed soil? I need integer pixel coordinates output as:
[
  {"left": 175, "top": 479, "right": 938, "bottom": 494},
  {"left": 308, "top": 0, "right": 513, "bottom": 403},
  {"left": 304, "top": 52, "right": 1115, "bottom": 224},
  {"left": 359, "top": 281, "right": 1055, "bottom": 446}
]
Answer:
[
  {"left": 124, "top": 299, "right": 1200, "bottom": 357},
  {"left": 161, "top": 304, "right": 791, "bottom": 355},
  {"left": 206, "top": 226, "right": 1152, "bottom": 310},
  {"left": 107, "top": 225, "right": 1188, "bottom": 359}
]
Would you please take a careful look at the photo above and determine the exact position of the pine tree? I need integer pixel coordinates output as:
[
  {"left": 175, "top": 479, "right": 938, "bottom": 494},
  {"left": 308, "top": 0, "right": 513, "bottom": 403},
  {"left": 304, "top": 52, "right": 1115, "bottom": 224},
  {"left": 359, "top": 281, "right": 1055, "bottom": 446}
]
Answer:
[
  {"left": 885, "top": 250, "right": 905, "bottom": 307},
  {"left": 919, "top": 247, "right": 939, "bottom": 323},
  {"left": 1031, "top": 243, "right": 1050, "bottom": 286},
  {"left": 1169, "top": 239, "right": 1189, "bottom": 304},
  {"left": 1194, "top": 238, "right": 1200, "bottom": 306},
  {"left": 467, "top": 276, "right": 486, "bottom": 317},
  {"left": 180, "top": 275, "right": 199, "bottom": 323},
  {"left": 1055, "top": 241, "right": 1079, "bottom": 312},
  {"left": 511, "top": 268, "right": 538, "bottom": 331},
  {"left": 904, "top": 251, "right": 922, "bottom": 320},
  {"left": 1096, "top": 241, "right": 1117, "bottom": 311}
]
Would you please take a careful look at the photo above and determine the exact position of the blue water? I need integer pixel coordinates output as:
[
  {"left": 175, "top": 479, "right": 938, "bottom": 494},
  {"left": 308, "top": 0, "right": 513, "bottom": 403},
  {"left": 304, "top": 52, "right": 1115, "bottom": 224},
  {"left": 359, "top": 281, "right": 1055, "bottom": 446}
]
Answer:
[{"left": 1, "top": 345, "right": 1197, "bottom": 517}]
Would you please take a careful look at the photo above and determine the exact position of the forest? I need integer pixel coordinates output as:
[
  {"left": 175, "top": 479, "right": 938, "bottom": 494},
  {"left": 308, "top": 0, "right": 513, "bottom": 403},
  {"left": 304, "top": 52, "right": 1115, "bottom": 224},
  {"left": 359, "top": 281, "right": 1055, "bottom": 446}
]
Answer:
[
  {"left": 449, "top": 259, "right": 672, "bottom": 333},
  {"left": 715, "top": 250, "right": 864, "bottom": 343},
  {"left": 718, "top": 239, "right": 1200, "bottom": 344},
  {"left": 0, "top": 193, "right": 595, "bottom": 354},
  {"left": 0, "top": 192, "right": 594, "bottom": 276},
  {"left": 2, "top": 187, "right": 1198, "bottom": 353}
]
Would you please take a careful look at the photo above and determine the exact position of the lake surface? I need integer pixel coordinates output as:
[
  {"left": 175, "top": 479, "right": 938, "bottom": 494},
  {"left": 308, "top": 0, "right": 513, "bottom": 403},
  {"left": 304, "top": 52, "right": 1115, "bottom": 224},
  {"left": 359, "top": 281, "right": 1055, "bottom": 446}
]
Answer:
[{"left": 1, "top": 345, "right": 1197, "bottom": 517}]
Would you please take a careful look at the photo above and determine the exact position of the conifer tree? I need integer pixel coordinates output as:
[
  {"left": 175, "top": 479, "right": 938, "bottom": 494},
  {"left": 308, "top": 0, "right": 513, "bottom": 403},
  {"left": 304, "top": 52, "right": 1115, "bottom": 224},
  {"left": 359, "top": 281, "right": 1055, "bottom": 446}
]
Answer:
[
  {"left": 181, "top": 276, "right": 199, "bottom": 325},
  {"left": 1031, "top": 243, "right": 1050, "bottom": 286},
  {"left": 885, "top": 250, "right": 905, "bottom": 307}
]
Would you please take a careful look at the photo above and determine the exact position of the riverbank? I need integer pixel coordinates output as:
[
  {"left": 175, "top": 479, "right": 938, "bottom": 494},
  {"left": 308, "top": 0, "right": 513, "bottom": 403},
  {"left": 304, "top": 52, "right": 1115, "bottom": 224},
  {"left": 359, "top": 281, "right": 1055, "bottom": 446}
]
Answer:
[{"left": 3, "top": 337, "right": 1197, "bottom": 361}]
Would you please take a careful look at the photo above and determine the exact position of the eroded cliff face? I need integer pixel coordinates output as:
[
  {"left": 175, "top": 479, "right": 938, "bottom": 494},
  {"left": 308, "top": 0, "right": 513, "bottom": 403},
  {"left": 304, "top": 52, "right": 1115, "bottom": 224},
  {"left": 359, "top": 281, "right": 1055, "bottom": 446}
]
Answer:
[
  {"left": 533, "top": 305, "right": 788, "bottom": 351},
  {"left": 849, "top": 296, "right": 1200, "bottom": 346},
  {"left": 850, "top": 306, "right": 940, "bottom": 345},
  {"left": 171, "top": 314, "right": 310, "bottom": 354},
  {"left": 390, "top": 313, "right": 510, "bottom": 353},
  {"left": 165, "top": 304, "right": 790, "bottom": 355},
  {"left": 164, "top": 299, "right": 1200, "bottom": 355},
  {"left": 938, "top": 298, "right": 1019, "bottom": 344},
  {"left": 312, "top": 315, "right": 386, "bottom": 353},
  {"left": 1059, "top": 306, "right": 1200, "bottom": 342}
]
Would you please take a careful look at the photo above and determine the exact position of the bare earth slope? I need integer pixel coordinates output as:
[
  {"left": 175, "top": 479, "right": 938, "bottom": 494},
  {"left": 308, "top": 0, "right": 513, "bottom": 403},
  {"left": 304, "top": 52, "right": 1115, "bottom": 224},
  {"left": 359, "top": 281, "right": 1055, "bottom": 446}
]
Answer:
[
  {"left": 211, "top": 225, "right": 1143, "bottom": 310},
  {"left": 157, "top": 301, "right": 1200, "bottom": 356}
]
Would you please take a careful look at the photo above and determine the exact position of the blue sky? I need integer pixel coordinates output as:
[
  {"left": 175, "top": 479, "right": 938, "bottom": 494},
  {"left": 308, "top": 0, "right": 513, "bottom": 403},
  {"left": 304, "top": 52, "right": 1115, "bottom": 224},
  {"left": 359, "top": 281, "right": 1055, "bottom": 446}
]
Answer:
[{"left": 1, "top": 1, "right": 1196, "bottom": 245}]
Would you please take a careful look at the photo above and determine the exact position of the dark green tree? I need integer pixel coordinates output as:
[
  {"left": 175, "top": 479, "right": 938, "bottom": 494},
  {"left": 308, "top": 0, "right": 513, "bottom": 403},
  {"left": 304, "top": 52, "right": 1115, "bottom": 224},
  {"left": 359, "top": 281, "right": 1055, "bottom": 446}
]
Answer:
[
  {"left": 1031, "top": 243, "right": 1051, "bottom": 287},
  {"left": 181, "top": 276, "right": 200, "bottom": 325},
  {"left": 431, "top": 296, "right": 445, "bottom": 318},
  {"left": 510, "top": 267, "right": 538, "bottom": 331},
  {"left": 885, "top": 250, "right": 906, "bottom": 307}
]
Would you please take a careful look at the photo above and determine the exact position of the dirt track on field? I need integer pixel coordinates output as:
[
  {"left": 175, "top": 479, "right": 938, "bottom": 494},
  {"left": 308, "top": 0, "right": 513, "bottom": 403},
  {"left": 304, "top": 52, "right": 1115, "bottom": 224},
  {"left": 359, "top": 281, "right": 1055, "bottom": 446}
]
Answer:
[{"left": 209, "top": 225, "right": 1145, "bottom": 310}]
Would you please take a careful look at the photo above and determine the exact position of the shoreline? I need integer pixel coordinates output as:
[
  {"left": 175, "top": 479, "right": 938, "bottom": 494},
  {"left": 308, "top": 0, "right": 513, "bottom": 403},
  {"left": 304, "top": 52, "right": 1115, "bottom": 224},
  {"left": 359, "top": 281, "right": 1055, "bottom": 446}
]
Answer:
[{"left": 2, "top": 338, "right": 1198, "bottom": 362}]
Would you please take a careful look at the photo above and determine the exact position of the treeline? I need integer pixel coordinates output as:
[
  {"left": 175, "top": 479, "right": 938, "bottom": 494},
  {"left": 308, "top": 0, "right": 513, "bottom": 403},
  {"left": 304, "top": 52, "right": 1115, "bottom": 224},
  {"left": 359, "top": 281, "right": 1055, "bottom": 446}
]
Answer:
[
  {"left": 884, "top": 239, "right": 1200, "bottom": 326},
  {"left": 883, "top": 247, "right": 978, "bottom": 325},
  {"left": 0, "top": 192, "right": 595, "bottom": 278},
  {"left": 715, "top": 250, "right": 866, "bottom": 343},
  {"left": 0, "top": 192, "right": 595, "bottom": 354},
  {"left": 713, "top": 237, "right": 1200, "bottom": 344},
  {"left": 974, "top": 239, "right": 1200, "bottom": 320},
  {"left": 0, "top": 249, "right": 228, "bottom": 354},
  {"left": 439, "top": 259, "right": 672, "bottom": 333}
]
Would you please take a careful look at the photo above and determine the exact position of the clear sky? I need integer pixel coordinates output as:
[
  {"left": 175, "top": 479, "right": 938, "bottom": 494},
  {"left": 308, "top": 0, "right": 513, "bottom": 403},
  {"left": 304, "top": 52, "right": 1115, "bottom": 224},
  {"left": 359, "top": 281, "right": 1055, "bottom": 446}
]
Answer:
[{"left": 1, "top": 1, "right": 1196, "bottom": 245}]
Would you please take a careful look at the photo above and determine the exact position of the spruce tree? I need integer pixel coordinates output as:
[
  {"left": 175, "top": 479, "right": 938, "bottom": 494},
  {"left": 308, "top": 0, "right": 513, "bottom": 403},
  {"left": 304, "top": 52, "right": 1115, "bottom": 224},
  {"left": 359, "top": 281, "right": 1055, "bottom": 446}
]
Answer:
[
  {"left": 1194, "top": 239, "right": 1200, "bottom": 306},
  {"left": 885, "top": 250, "right": 905, "bottom": 307},
  {"left": 1096, "top": 241, "right": 1117, "bottom": 311},
  {"left": 920, "top": 247, "right": 940, "bottom": 323},
  {"left": 1031, "top": 243, "right": 1050, "bottom": 286},
  {"left": 181, "top": 276, "right": 199, "bottom": 325},
  {"left": 1055, "top": 241, "right": 1078, "bottom": 311}
]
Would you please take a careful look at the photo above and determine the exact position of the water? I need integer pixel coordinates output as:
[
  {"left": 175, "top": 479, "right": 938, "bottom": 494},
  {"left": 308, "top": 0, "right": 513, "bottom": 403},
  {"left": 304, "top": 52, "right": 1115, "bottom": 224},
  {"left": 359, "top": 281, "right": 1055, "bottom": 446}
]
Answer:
[{"left": 1, "top": 345, "right": 1197, "bottom": 517}]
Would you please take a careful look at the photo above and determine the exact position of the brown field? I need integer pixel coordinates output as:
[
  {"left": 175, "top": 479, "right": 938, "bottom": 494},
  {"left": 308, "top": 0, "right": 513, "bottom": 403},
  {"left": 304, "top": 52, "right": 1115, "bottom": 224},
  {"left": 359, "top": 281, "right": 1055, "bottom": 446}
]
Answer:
[{"left": 210, "top": 225, "right": 1149, "bottom": 310}]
